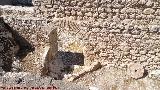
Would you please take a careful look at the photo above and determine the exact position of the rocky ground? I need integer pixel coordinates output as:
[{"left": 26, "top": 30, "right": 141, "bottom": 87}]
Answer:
[
  {"left": 1, "top": 66, "right": 160, "bottom": 90},
  {"left": 1, "top": 0, "right": 160, "bottom": 90}
]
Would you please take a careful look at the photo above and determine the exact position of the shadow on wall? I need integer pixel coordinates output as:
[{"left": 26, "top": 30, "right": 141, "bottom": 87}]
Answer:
[
  {"left": 0, "top": 18, "right": 35, "bottom": 72},
  {"left": 58, "top": 51, "right": 84, "bottom": 66},
  {"left": 48, "top": 51, "right": 84, "bottom": 80},
  {"left": 0, "top": 0, "right": 33, "bottom": 6},
  {"left": 59, "top": 51, "right": 84, "bottom": 79}
]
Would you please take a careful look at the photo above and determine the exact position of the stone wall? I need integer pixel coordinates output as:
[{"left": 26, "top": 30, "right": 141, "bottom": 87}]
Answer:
[
  {"left": 0, "top": 6, "right": 56, "bottom": 74},
  {"left": 0, "top": 0, "right": 33, "bottom": 6},
  {"left": 32, "top": 0, "right": 160, "bottom": 70},
  {"left": 1, "top": 0, "right": 160, "bottom": 75}
]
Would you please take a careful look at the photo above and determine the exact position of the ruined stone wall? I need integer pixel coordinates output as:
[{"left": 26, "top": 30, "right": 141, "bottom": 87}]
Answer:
[
  {"left": 33, "top": 0, "right": 160, "bottom": 70},
  {"left": 1, "top": 0, "right": 160, "bottom": 74},
  {"left": 0, "top": 5, "right": 53, "bottom": 74}
]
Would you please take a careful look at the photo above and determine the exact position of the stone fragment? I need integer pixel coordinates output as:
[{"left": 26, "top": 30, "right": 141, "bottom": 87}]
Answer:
[
  {"left": 66, "top": 62, "right": 102, "bottom": 82},
  {"left": 149, "top": 70, "right": 160, "bottom": 79},
  {"left": 140, "top": 55, "right": 148, "bottom": 62},
  {"left": 86, "top": 12, "right": 93, "bottom": 17},
  {"left": 149, "top": 25, "right": 160, "bottom": 33},
  {"left": 120, "top": 8, "right": 127, "bottom": 13},
  {"left": 89, "top": 86, "right": 99, "bottom": 90},
  {"left": 155, "top": 9, "right": 160, "bottom": 15},
  {"left": 127, "top": 63, "right": 145, "bottom": 79},
  {"left": 65, "top": 11, "right": 71, "bottom": 16},
  {"left": 138, "top": 0, "right": 147, "bottom": 5},
  {"left": 71, "top": 10, "right": 76, "bottom": 16},
  {"left": 145, "top": 0, "right": 153, "bottom": 7},
  {"left": 139, "top": 50, "right": 147, "bottom": 55},
  {"left": 143, "top": 8, "right": 155, "bottom": 15}
]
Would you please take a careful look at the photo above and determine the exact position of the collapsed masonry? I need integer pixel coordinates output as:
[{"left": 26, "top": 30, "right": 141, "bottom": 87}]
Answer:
[{"left": 0, "top": 0, "right": 160, "bottom": 79}]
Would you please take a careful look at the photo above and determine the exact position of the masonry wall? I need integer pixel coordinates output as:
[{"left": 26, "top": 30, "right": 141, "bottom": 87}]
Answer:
[
  {"left": 34, "top": 0, "right": 160, "bottom": 70},
  {"left": 1, "top": 0, "right": 160, "bottom": 73},
  {"left": 0, "top": 6, "right": 51, "bottom": 73}
]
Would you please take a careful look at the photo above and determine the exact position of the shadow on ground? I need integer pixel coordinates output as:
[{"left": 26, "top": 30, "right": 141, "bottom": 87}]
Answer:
[
  {"left": 0, "top": 0, "right": 33, "bottom": 6},
  {"left": 58, "top": 51, "right": 84, "bottom": 66},
  {"left": 48, "top": 51, "right": 84, "bottom": 80},
  {"left": 0, "top": 18, "right": 34, "bottom": 72}
]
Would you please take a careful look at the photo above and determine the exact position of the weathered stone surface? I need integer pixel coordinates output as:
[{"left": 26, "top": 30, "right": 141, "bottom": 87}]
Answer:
[
  {"left": 65, "top": 62, "right": 102, "bottom": 82},
  {"left": 0, "top": 16, "right": 58, "bottom": 75},
  {"left": 0, "top": 72, "right": 88, "bottom": 90},
  {"left": 127, "top": 63, "right": 145, "bottom": 79},
  {"left": 0, "top": 0, "right": 160, "bottom": 84},
  {"left": 143, "top": 8, "right": 155, "bottom": 15},
  {"left": 149, "top": 70, "right": 160, "bottom": 80},
  {"left": 74, "top": 66, "right": 160, "bottom": 90}
]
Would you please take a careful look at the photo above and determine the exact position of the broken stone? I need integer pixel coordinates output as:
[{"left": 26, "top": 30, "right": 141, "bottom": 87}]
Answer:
[
  {"left": 149, "top": 70, "right": 160, "bottom": 79},
  {"left": 155, "top": 9, "right": 160, "bottom": 15},
  {"left": 89, "top": 86, "right": 99, "bottom": 90},
  {"left": 140, "top": 55, "right": 148, "bottom": 62},
  {"left": 138, "top": 0, "right": 147, "bottom": 5},
  {"left": 146, "top": 0, "right": 153, "bottom": 7},
  {"left": 139, "top": 50, "right": 147, "bottom": 55},
  {"left": 143, "top": 8, "right": 155, "bottom": 15},
  {"left": 66, "top": 62, "right": 102, "bottom": 82},
  {"left": 149, "top": 25, "right": 160, "bottom": 33},
  {"left": 127, "top": 63, "right": 145, "bottom": 79}
]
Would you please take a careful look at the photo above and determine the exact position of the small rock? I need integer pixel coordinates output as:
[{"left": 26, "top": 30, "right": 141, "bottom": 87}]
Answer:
[
  {"left": 83, "top": 62, "right": 102, "bottom": 72},
  {"left": 145, "top": 0, "right": 153, "bottom": 7},
  {"left": 139, "top": 50, "right": 147, "bottom": 55},
  {"left": 89, "top": 86, "right": 99, "bottom": 90},
  {"left": 149, "top": 25, "right": 160, "bottom": 33},
  {"left": 127, "top": 63, "right": 145, "bottom": 79},
  {"left": 143, "top": 8, "right": 155, "bottom": 15},
  {"left": 155, "top": 9, "right": 160, "bottom": 15},
  {"left": 149, "top": 70, "right": 160, "bottom": 79},
  {"left": 138, "top": 0, "right": 147, "bottom": 5},
  {"left": 66, "top": 62, "right": 102, "bottom": 82}
]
